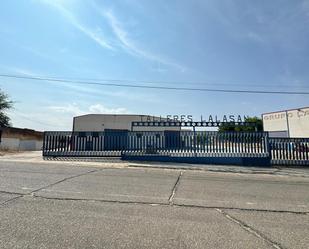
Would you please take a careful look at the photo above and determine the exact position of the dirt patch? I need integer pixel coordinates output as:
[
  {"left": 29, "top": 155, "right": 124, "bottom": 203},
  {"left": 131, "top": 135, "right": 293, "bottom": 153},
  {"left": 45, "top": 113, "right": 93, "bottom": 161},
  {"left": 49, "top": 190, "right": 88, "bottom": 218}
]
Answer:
[{"left": 0, "top": 149, "right": 22, "bottom": 156}]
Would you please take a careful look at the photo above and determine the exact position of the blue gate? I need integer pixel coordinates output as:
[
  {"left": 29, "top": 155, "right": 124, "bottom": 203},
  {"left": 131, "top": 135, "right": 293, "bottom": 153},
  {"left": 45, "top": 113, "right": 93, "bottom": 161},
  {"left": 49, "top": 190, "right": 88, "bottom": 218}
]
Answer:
[{"left": 43, "top": 131, "right": 273, "bottom": 166}]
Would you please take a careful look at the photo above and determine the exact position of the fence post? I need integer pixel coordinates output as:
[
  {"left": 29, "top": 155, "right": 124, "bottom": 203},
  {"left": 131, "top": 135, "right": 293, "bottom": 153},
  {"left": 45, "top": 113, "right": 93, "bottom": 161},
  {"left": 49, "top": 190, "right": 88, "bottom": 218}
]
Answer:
[
  {"left": 265, "top": 132, "right": 271, "bottom": 163},
  {"left": 42, "top": 132, "right": 46, "bottom": 156},
  {"left": 193, "top": 126, "right": 197, "bottom": 157}
]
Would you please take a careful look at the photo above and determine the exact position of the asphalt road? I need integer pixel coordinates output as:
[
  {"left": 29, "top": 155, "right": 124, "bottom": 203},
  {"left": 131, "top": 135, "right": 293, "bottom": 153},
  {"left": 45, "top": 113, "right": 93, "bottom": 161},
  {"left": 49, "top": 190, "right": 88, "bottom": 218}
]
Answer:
[{"left": 0, "top": 160, "right": 309, "bottom": 249}]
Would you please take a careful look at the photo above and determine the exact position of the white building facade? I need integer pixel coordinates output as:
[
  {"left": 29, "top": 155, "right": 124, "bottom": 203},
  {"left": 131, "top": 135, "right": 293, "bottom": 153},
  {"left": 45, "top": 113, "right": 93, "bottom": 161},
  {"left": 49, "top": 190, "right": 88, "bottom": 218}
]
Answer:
[
  {"left": 73, "top": 114, "right": 181, "bottom": 132},
  {"left": 262, "top": 107, "right": 309, "bottom": 138}
]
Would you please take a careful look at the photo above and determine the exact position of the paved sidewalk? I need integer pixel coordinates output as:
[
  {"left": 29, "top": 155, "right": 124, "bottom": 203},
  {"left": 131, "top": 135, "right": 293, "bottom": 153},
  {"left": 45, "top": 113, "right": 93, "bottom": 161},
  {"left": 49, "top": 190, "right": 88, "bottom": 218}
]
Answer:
[{"left": 1, "top": 151, "right": 309, "bottom": 177}]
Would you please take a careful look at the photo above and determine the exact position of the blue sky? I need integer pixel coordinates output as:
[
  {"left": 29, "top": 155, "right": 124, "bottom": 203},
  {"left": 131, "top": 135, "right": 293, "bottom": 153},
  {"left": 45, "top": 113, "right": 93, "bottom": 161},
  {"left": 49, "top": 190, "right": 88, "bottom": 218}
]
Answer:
[{"left": 0, "top": 0, "right": 309, "bottom": 131}]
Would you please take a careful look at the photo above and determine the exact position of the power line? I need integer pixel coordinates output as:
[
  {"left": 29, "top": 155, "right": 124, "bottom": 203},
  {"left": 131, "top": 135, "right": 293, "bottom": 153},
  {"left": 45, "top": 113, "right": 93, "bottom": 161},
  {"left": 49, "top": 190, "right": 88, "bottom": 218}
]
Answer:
[
  {"left": 1, "top": 73, "right": 309, "bottom": 95},
  {"left": 37, "top": 75, "right": 309, "bottom": 89},
  {"left": 11, "top": 111, "right": 55, "bottom": 127}
]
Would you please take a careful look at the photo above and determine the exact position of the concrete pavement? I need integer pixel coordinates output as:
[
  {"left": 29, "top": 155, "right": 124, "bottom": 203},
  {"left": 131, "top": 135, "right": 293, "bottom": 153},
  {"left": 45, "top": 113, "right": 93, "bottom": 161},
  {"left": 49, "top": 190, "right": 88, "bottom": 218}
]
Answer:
[
  {"left": 1, "top": 197, "right": 272, "bottom": 249},
  {"left": 226, "top": 210, "right": 309, "bottom": 249},
  {"left": 174, "top": 171, "right": 309, "bottom": 212},
  {"left": 0, "top": 158, "right": 309, "bottom": 248}
]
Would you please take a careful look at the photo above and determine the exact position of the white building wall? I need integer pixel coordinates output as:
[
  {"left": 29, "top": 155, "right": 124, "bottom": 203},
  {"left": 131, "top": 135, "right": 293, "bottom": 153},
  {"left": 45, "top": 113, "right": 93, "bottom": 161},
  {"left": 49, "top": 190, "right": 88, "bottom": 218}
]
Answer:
[
  {"left": 262, "top": 111, "right": 288, "bottom": 132},
  {"left": 19, "top": 140, "right": 43, "bottom": 151},
  {"left": 262, "top": 107, "right": 309, "bottom": 138},
  {"left": 73, "top": 114, "right": 180, "bottom": 132},
  {"left": 0, "top": 138, "right": 20, "bottom": 150},
  {"left": 288, "top": 108, "right": 309, "bottom": 137},
  {"left": 0, "top": 138, "right": 42, "bottom": 151}
]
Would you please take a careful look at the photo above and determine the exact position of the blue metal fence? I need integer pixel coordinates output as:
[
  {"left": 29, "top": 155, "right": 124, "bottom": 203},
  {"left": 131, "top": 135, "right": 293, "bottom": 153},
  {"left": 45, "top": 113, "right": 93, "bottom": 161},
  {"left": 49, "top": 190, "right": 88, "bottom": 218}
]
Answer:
[
  {"left": 43, "top": 131, "right": 309, "bottom": 166},
  {"left": 43, "top": 131, "right": 268, "bottom": 156},
  {"left": 269, "top": 138, "right": 309, "bottom": 166}
]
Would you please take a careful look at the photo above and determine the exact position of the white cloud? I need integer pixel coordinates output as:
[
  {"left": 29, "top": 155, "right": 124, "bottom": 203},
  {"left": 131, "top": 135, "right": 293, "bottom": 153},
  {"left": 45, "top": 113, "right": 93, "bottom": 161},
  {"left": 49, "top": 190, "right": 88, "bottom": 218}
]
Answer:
[
  {"left": 101, "top": 10, "right": 186, "bottom": 72},
  {"left": 10, "top": 110, "right": 71, "bottom": 131},
  {"left": 89, "top": 104, "right": 128, "bottom": 114},
  {"left": 39, "top": 0, "right": 114, "bottom": 50},
  {"left": 0, "top": 66, "right": 40, "bottom": 77},
  {"left": 38, "top": 0, "right": 186, "bottom": 72},
  {"left": 48, "top": 103, "right": 128, "bottom": 116},
  {"left": 1, "top": 65, "right": 161, "bottom": 104},
  {"left": 49, "top": 103, "right": 84, "bottom": 116},
  {"left": 12, "top": 103, "right": 129, "bottom": 130}
]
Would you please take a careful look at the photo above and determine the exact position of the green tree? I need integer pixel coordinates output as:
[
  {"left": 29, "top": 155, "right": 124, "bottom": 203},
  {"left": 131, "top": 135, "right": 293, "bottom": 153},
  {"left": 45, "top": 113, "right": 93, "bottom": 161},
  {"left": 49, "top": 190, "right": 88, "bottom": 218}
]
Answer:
[
  {"left": 0, "top": 89, "right": 13, "bottom": 127},
  {"left": 219, "top": 116, "right": 263, "bottom": 132}
]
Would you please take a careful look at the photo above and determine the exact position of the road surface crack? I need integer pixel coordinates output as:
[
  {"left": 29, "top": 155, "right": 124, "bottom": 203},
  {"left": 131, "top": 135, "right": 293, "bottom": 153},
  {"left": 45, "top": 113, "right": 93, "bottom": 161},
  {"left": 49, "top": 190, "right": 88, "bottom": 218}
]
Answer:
[
  {"left": 175, "top": 203, "right": 308, "bottom": 215},
  {"left": 168, "top": 171, "right": 183, "bottom": 205},
  {"left": 0, "top": 195, "right": 23, "bottom": 207},
  {"left": 216, "top": 208, "right": 284, "bottom": 249},
  {"left": 0, "top": 190, "right": 24, "bottom": 195},
  {"left": 33, "top": 195, "right": 167, "bottom": 206},
  {"left": 0, "top": 169, "right": 100, "bottom": 207},
  {"left": 30, "top": 169, "right": 99, "bottom": 194},
  {"left": 1, "top": 189, "right": 308, "bottom": 215}
]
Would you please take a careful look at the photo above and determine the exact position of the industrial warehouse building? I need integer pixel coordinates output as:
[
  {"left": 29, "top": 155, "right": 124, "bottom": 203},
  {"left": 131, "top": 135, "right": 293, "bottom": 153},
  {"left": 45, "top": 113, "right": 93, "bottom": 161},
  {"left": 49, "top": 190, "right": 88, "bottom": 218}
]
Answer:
[
  {"left": 71, "top": 114, "right": 181, "bottom": 151},
  {"left": 262, "top": 107, "right": 309, "bottom": 138},
  {"left": 72, "top": 109, "right": 309, "bottom": 138},
  {"left": 73, "top": 114, "right": 180, "bottom": 132}
]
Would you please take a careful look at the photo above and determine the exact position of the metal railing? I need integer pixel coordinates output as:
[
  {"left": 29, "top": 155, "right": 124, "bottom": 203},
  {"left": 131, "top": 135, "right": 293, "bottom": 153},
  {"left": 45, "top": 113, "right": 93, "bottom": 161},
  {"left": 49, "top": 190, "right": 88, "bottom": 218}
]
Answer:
[
  {"left": 269, "top": 138, "right": 309, "bottom": 166},
  {"left": 43, "top": 131, "right": 309, "bottom": 165},
  {"left": 43, "top": 131, "right": 269, "bottom": 158}
]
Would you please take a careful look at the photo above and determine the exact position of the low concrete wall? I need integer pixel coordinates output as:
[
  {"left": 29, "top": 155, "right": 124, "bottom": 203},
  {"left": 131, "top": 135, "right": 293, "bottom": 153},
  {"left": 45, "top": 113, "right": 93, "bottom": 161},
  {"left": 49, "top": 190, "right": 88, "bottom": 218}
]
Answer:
[
  {"left": 0, "top": 138, "right": 20, "bottom": 150},
  {"left": 0, "top": 138, "right": 43, "bottom": 151},
  {"left": 19, "top": 140, "right": 43, "bottom": 151},
  {"left": 0, "top": 127, "right": 43, "bottom": 151}
]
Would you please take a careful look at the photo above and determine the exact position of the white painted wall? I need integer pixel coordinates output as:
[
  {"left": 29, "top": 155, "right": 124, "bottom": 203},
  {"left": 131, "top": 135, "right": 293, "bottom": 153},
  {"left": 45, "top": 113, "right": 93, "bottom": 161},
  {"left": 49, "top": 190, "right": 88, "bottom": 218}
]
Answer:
[
  {"left": 0, "top": 138, "right": 42, "bottom": 151},
  {"left": 262, "top": 107, "right": 309, "bottom": 138},
  {"left": 73, "top": 114, "right": 180, "bottom": 132},
  {"left": 19, "top": 140, "right": 43, "bottom": 151},
  {"left": 262, "top": 111, "right": 288, "bottom": 132},
  {"left": 0, "top": 138, "right": 20, "bottom": 150}
]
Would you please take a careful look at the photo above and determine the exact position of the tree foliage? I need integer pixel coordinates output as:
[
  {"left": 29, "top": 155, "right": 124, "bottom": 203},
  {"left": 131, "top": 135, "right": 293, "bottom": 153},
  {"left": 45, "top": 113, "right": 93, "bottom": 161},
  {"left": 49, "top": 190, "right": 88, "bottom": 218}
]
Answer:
[
  {"left": 218, "top": 116, "right": 263, "bottom": 132},
  {"left": 0, "top": 89, "right": 13, "bottom": 127}
]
